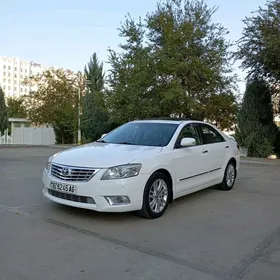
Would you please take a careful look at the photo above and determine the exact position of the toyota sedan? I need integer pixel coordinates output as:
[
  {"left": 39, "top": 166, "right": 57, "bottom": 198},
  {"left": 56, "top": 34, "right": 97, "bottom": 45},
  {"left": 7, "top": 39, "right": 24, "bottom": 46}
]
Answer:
[{"left": 42, "top": 119, "right": 240, "bottom": 219}]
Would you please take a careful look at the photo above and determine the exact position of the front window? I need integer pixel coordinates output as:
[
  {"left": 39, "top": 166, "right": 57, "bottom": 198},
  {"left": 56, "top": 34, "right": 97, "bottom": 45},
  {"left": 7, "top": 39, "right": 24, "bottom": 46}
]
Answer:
[
  {"left": 199, "top": 124, "right": 225, "bottom": 144},
  {"left": 101, "top": 122, "right": 179, "bottom": 147},
  {"left": 176, "top": 124, "right": 203, "bottom": 147}
]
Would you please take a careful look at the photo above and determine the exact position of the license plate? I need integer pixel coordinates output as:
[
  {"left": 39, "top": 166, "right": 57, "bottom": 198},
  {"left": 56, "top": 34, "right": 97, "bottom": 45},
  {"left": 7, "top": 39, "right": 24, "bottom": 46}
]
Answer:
[{"left": 49, "top": 181, "right": 76, "bottom": 194}]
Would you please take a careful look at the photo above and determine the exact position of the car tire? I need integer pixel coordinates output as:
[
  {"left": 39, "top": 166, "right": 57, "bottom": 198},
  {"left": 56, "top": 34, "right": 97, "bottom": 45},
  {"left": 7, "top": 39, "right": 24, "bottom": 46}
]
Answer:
[
  {"left": 217, "top": 161, "right": 236, "bottom": 191},
  {"left": 137, "top": 172, "right": 171, "bottom": 219}
]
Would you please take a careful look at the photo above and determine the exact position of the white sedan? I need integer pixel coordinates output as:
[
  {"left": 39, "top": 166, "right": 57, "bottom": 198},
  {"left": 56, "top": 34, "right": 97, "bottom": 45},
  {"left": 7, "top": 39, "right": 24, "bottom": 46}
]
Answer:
[{"left": 42, "top": 119, "right": 240, "bottom": 219}]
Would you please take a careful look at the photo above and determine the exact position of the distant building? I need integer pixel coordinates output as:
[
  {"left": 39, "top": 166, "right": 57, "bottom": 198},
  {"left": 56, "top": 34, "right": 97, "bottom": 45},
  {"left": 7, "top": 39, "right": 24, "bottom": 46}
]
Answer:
[{"left": 0, "top": 56, "right": 46, "bottom": 98}]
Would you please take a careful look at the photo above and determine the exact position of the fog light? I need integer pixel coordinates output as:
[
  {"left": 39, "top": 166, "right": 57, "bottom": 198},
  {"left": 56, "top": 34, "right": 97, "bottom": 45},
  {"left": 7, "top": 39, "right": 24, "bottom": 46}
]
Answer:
[
  {"left": 87, "top": 197, "right": 95, "bottom": 204},
  {"left": 105, "top": 196, "right": 130, "bottom": 206}
]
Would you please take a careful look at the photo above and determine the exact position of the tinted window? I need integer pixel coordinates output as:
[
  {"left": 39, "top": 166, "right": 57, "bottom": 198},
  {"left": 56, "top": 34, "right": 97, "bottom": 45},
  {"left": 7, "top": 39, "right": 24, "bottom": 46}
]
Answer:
[
  {"left": 199, "top": 124, "right": 225, "bottom": 144},
  {"left": 176, "top": 124, "right": 202, "bottom": 147},
  {"left": 101, "top": 122, "right": 179, "bottom": 147}
]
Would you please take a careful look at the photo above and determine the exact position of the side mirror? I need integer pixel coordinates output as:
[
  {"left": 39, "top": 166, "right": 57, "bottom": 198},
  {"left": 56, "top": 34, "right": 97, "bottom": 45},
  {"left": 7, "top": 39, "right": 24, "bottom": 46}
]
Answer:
[
  {"left": 101, "top": 133, "right": 107, "bottom": 139},
  {"left": 180, "top": 137, "right": 196, "bottom": 147}
]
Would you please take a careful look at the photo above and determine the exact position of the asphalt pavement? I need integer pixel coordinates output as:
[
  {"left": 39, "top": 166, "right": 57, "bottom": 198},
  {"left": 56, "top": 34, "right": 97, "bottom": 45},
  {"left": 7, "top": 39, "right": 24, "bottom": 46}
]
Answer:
[{"left": 0, "top": 147, "right": 280, "bottom": 280}]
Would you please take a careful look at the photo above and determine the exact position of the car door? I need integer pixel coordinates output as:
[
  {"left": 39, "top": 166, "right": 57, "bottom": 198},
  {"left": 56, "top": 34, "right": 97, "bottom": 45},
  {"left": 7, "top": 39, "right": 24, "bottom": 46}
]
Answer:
[
  {"left": 172, "top": 123, "right": 211, "bottom": 195},
  {"left": 197, "top": 123, "right": 228, "bottom": 182}
]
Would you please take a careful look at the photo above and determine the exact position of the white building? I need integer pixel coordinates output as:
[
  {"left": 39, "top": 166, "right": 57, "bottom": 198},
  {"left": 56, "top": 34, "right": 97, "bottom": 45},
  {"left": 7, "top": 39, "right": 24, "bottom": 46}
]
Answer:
[{"left": 0, "top": 56, "right": 46, "bottom": 98}]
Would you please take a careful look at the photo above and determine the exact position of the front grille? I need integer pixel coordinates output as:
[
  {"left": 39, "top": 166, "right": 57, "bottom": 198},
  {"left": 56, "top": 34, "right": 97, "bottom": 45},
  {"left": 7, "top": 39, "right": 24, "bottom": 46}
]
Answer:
[
  {"left": 51, "top": 163, "right": 96, "bottom": 182},
  {"left": 48, "top": 189, "right": 95, "bottom": 204}
]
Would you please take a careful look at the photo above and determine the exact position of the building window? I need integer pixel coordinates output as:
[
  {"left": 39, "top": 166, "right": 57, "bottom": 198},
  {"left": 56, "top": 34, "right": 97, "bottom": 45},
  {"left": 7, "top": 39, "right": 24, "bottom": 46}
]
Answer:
[
  {"left": 8, "top": 73, "right": 10, "bottom": 77},
  {"left": 14, "top": 87, "right": 17, "bottom": 92},
  {"left": 3, "top": 79, "right": 5, "bottom": 83},
  {"left": 3, "top": 72, "right": 6, "bottom": 76},
  {"left": 14, "top": 74, "right": 17, "bottom": 78},
  {"left": 8, "top": 79, "right": 10, "bottom": 83},
  {"left": 21, "top": 88, "right": 23, "bottom": 92},
  {"left": 3, "top": 65, "right": 6, "bottom": 69},
  {"left": 25, "top": 69, "right": 27, "bottom": 73},
  {"left": 14, "top": 67, "right": 17, "bottom": 71},
  {"left": 8, "top": 66, "right": 11, "bottom": 70},
  {"left": 8, "top": 86, "right": 10, "bottom": 90},
  {"left": 3, "top": 86, "right": 5, "bottom": 90},
  {"left": 25, "top": 88, "right": 27, "bottom": 92}
]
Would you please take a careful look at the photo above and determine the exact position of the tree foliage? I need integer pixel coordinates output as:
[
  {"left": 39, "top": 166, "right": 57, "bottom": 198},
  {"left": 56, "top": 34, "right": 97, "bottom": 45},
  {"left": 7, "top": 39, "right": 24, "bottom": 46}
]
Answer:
[
  {"left": 0, "top": 87, "right": 8, "bottom": 134},
  {"left": 205, "top": 93, "right": 238, "bottom": 130},
  {"left": 82, "top": 53, "right": 109, "bottom": 142},
  {"left": 82, "top": 91, "right": 109, "bottom": 142},
  {"left": 6, "top": 97, "right": 27, "bottom": 118},
  {"left": 236, "top": 78, "right": 278, "bottom": 158},
  {"left": 24, "top": 68, "right": 84, "bottom": 144},
  {"left": 84, "top": 53, "right": 105, "bottom": 92},
  {"left": 107, "top": 0, "right": 238, "bottom": 128},
  {"left": 235, "top": 0, "right": 280, "bottom": 86}
]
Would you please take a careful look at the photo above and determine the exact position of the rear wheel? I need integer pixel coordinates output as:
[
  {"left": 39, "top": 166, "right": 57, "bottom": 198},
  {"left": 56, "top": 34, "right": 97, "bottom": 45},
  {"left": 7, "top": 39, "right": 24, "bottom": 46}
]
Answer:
[
  {"left": 137, "top": 172, "right": 170, "bottom": 219},
  {"left": 217, "top": 161, "right": 236, "bottom": 191}
]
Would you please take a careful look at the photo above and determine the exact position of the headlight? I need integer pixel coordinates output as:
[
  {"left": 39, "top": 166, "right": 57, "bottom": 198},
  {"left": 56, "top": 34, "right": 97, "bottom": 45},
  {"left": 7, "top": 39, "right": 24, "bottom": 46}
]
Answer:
[
  {"left": 45, "top": 156, "right": 53, "bottom": 172},
  {"left": 46, "top": 160, "right": 52, "bottom": 172},
  {"left": 101, "top": 164, "right": 142, "bottom": 180},
  {"left": 45, "top": 152, "right": 59, "bottom": 172}
]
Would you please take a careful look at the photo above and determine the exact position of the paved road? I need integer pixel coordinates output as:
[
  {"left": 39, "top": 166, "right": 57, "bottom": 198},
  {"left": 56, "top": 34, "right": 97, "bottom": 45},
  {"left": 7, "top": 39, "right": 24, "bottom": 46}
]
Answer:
[{"left": 0, "top": 147, "right": 280, "bottom": 280}]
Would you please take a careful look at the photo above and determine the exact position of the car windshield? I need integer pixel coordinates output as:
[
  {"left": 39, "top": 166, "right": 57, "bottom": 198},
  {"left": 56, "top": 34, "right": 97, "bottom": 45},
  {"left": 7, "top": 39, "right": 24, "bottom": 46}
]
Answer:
[{"left": 100, "top": 122, "right": 179, "bottom": 147}]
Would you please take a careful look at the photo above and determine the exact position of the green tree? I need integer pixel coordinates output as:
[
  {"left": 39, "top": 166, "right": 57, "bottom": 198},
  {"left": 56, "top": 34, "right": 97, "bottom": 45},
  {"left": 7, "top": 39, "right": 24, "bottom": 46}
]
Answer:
[
  {"left": 0, "top": 87, "right": 8, "bottom": 134},
  {"left": 236, "top": 78, "right": 278, "bottom": 158},
  {"left": 82, "top": 53, "right": 109, "bottom": 142},
  {"left": 6, "top": 97, "right": 27, "bottom": 118},
  {"left": 107, "top": 16, "right": 159, "bottom": 123},
  {"left": 235, "top": 0, "right": 280, "bottom": 87},
  {"left": 107, "top": 0, "right": 238, "bottom": 127},
  {"left": 24, "top": 68, "right": 84, "bottom": 144},
  {"left": 206, "top": 93, "right": 238, "bottom": 130},
  {"left": 84, "top": 53, "right": 105, "bottom": 92}
]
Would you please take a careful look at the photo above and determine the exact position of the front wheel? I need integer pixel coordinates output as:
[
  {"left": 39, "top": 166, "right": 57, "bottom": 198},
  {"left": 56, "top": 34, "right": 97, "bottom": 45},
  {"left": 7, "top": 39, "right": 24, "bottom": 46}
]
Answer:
[
  {"left": 217, "top": 161, "right": 236, "bottom": 191},
  {"left": 137, "top": 172, "right": 170, "bottom": 219}
]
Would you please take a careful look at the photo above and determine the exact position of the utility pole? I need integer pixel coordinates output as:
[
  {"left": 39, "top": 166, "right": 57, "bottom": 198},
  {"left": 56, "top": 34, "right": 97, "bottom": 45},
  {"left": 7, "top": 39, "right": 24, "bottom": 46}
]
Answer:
[
  {"left": 77, "top": 80, "right": 91, "bottom": 145},
  {"left": 77, "top": 87, "right": 81, "bottom": 145}
]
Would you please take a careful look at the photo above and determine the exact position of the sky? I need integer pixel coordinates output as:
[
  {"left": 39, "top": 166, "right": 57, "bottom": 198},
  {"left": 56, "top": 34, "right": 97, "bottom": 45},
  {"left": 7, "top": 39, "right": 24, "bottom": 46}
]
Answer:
[{"left": 1, "top": 0, "right": 268, "bottom": 93}]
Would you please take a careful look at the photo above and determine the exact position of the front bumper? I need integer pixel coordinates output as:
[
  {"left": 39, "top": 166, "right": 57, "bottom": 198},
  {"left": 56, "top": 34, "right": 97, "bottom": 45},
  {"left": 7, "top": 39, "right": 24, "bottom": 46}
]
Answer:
[{"left": 42, "top": 168, "right": 147, "bottom": 212}]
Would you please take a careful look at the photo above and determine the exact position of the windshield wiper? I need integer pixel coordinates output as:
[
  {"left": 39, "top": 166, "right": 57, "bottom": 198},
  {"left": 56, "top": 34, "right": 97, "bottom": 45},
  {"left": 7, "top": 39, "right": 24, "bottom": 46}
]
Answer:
[
  {"left": 96, "top": 139, "right": 106, "bottom": 143},
  {"left": 116, "top": 142, "right": 134, "bottom": 145}
]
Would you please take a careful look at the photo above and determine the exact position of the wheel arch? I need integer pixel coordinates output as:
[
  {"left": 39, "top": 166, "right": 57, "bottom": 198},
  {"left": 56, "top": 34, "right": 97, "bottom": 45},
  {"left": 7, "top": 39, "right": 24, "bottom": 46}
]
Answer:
[{"left": 228, "top": 157, "right": 237, "bottom": 168}]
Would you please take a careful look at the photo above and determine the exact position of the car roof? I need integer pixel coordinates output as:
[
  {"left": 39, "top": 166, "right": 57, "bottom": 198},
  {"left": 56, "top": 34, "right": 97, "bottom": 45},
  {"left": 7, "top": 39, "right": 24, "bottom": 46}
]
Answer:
[{"left": 132, "top": 118, "right": 193, "bottom": 125}]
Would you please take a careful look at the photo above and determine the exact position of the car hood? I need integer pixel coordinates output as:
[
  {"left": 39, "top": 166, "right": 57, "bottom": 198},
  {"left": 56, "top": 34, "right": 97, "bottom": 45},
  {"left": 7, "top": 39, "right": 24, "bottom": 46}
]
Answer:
[{"left": 52, "top": 142, "right": 162, "bottom": 168}]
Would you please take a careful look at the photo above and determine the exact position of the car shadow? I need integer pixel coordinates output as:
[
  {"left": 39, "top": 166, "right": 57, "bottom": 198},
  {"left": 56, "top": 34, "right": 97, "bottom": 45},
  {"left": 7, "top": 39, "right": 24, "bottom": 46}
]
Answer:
[{"left": 47, "top": 185, "right": 221, "bottom": 224}]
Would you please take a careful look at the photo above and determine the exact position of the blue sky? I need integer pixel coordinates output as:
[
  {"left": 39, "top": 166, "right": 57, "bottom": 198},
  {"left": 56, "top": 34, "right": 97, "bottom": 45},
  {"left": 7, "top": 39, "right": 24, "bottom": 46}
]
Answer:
[{"left": 1, "top": 0, "right": 267, "bottom": 93}]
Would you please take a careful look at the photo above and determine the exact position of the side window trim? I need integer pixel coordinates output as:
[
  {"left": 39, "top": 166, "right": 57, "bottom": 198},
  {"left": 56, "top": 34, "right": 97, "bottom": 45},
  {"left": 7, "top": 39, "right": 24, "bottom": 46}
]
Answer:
[{"left": 193, "top": 123, "right": 203, "bottom": 145}]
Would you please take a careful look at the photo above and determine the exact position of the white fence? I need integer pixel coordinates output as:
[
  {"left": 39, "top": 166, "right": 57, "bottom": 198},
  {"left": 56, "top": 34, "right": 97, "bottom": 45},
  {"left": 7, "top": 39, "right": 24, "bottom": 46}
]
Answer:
[
  {"left": 11, "top": 126, "right": 55, "bottom": 145},
  {"left": 0, "top": 121, "right": 56, "bottom": 145},
  {"left": 0, "top": 133, "right": 12, "bottom": 145}
]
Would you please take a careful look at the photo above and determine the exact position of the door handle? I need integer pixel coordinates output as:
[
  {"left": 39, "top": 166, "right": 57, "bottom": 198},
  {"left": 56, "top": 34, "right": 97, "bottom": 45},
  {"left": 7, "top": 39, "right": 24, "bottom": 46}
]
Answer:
[
  {"left": 202, "top": 150, "right": 208, "bottom": 154},
  {"left": 225, "top": 146, "right": 229, "bottom": 149}
]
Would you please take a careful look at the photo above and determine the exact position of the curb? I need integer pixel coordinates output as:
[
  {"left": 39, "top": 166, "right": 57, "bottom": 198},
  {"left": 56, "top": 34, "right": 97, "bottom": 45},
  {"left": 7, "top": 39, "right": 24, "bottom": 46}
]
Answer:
[{"left": 240, "top": 159, "right": 280, "bottom": 166}]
